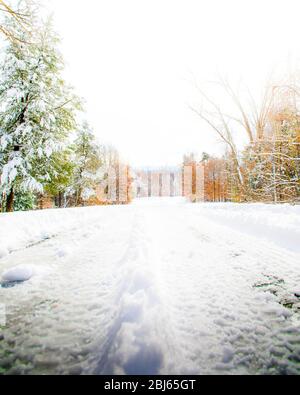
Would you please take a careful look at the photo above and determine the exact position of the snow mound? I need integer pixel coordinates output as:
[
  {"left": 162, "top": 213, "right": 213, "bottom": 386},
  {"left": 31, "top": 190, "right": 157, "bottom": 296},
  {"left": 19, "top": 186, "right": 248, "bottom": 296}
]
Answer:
[
  {"left": 2, "top": 265, "right": 35, "bottom": 283},
  {"left": 1, "top": 264, "right": 51, "bottom": 283},
  {"left": 56, "top": 247, "right": 71, "bottom": 258}
]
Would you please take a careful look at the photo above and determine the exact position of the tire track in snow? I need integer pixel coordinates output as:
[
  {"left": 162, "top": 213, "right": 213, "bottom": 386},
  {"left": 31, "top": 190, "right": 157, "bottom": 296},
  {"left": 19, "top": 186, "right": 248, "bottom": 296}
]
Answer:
[
  {"left": 0, "top": 209, "right": 136, "bottom": 375},
  {"left": 142, "top": 207, "right": 220, "bottom": 374},
  {"left": 94, "top": 209, "right": 177, "bottom": 375},
  {"left": 2, "top": 200, "right": 299, "bottom": 375},
  {"left": 141, "top": 204, "right": 300, "bottom": 375}
]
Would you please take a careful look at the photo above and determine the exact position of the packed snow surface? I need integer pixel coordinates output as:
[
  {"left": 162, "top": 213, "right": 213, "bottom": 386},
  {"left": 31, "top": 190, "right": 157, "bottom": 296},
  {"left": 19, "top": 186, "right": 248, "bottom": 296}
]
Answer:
[{"left": 0, "top": 198, "right": 300, "bottom": 375}]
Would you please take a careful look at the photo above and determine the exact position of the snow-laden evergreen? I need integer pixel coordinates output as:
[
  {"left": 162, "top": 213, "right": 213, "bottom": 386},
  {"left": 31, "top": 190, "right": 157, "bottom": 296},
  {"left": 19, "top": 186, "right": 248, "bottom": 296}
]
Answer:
[
  {"left": 71, "top": 121, "right": 103, "bottom": 205},
  {"left": 0, "top": 1, "right": 80, "bottom": 211}
]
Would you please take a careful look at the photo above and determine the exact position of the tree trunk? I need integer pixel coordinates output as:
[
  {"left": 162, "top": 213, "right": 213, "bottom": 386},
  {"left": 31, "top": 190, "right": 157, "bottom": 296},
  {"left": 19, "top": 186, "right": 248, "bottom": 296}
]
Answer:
[
  {"left": 58, "top": 192, "right": 63, "bottom": 208},
  {"left": 6, "top": 188, "right": 14, "bottom": 212},
  {"left": 76, "top": 188, "right": 82, "bottom": 207}
]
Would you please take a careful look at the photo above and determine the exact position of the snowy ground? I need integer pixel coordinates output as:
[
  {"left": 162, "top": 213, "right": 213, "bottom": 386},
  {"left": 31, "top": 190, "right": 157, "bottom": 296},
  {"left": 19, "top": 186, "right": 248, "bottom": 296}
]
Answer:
[{"left": 0, "top": 198, "right": 300, "bottom": 375}]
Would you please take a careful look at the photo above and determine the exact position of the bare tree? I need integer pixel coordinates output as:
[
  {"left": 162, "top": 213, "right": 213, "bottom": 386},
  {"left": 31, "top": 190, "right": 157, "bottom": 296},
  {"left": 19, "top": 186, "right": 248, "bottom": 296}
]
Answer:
[
  {"left": 218, "top": 77, "right": 274, "bottom": 142},
  {"left": 189, "top": 77, "right": 280, "bottom": 199},
  {"left": 190, "top": 74, "right": 300, "bottom": 203},
  {"left": 189, "top": 80, "right": 245, "bottom": 194}
]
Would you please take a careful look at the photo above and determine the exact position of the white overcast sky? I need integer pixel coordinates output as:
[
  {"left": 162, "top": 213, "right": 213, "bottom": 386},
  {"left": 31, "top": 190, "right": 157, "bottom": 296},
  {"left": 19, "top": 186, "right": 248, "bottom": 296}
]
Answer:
[{"left": 43, "top": 0, "right": 299, "bottom": 167}]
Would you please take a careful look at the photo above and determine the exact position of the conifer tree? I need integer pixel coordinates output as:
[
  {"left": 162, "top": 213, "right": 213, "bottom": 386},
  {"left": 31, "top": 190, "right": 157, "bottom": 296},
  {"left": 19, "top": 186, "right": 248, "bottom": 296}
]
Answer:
[
  {"left": 72, "top": 121, "right": 103, "bottom": 206},
  {"left": 0, "top": 0, "right": 80, "bottom": 211}
]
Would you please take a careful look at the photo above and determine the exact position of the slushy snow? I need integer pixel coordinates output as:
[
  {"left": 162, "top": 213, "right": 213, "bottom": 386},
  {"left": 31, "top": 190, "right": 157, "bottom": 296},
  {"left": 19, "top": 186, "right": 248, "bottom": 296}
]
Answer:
[{"left": 0, "top": 198, "right": 300, "bottom": 375}]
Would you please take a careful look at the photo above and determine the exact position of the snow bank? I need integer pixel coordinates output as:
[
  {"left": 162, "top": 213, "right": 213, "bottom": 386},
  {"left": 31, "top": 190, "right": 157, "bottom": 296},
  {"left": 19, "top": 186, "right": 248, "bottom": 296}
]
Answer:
[
  {"left": 1, "top": 201, "right": 299, "bottom": 258},
  {"left": 193, "top": 203, "right": 300, "bottom": 253},
  {"left": 0, "top": 206, "right": 107, "bottom": 256}
]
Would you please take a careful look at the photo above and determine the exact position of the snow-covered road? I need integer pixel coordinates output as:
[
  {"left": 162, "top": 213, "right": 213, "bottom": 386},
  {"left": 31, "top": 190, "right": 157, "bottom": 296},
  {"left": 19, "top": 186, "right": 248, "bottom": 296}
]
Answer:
[{"left": 0, "top": 198, "right": 300, "bottom": 375}]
